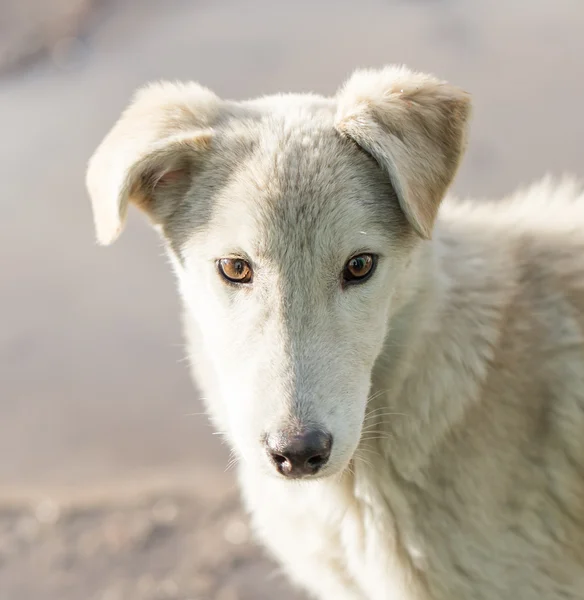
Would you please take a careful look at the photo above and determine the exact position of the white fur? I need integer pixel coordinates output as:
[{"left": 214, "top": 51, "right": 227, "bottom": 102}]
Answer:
[{"left": 86, "top": 66, "right": 584, "bottom": 599}]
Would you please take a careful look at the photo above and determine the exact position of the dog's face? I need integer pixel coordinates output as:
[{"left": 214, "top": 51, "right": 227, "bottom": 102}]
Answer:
[
  {"left": 173, "top": 118, "right": 416, "bottom": 479},
  {"left": 86, "top": 67, "right": 470, "bottom": 480}
]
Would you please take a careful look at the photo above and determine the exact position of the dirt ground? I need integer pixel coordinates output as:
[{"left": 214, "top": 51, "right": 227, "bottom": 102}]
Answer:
[
  {"left": 1, "top": 1, "right": 583, "bottom": 599},
  {"left": 0, "top": 486, "right": 298, "bottom": 600}
]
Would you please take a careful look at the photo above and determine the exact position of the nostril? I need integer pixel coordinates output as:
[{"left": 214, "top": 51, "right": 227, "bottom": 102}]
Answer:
[
  {"left": 306, "top": 453, "right": 326, "bottom": 469},
  {"left": 271, "top": 453, "right": 287, "bottom": 467}
]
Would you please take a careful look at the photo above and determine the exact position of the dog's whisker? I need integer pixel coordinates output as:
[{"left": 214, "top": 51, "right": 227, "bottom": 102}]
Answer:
[
  {"left": 364, "top": 402, "right": 402, "bottom": 412},
  {"left": 363, "top": 401, "right": 398, "bottom": 413},
  {"left": 363, "top": 412, "right": 410, "bottom": 424},
  {"left": 365, "top": 389, "right": 392, "bottom": 404},
  {"left": 360, "top": 426, "right": 389, "bottom": 435},
  {"left": 225, "top": 451, "right": 240, "bottom": 472},
  {"left": 352, "top": 452, "right": 374, "bottom": 471},
  {"left": 363, "top": 414, "right": 400, "bottom": 422},
  {"left": 364, "top": 407, "right": 410, "bottom": 416}
]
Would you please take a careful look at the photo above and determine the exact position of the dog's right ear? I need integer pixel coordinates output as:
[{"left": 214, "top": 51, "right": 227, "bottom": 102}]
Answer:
[{"left": 86, "top": 81, "right": 219, "bottom": 245}]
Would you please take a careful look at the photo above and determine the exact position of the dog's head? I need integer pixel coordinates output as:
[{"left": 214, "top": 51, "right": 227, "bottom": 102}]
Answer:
[{"left": 87, "top": 66, "right": 470, "bottom": 480}]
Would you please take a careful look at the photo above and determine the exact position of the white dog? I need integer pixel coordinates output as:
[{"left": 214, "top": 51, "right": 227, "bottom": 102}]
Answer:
[{"left": 86, "top": 66, "right": 584, "bottom": 599}]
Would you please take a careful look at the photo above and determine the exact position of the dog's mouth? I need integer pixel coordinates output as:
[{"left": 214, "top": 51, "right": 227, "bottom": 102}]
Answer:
[{"left": 268, "top": 463, "right": 339, "bottom": 482}]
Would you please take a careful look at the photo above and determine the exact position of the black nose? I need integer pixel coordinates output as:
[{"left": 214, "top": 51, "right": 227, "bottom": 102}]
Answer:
[{"left": 265, "top": 428, "right": 333, "bottom": 478}]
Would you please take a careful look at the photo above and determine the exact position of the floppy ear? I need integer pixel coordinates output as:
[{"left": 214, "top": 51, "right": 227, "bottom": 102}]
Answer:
[
  {"left": 335, "top": 66, "right": 471, "bottom": 239},
  {"left": 86, "top": 81, "right": 219, "bottom": 245}
]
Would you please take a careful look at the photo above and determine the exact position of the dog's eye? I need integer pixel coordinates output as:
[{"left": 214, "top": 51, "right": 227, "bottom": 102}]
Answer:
[
  {"left": 342, "top": 253, "right": 376, "bottom": 285},
  {"left": 218, "top": 258, "right": 253, "bottom": 284}
]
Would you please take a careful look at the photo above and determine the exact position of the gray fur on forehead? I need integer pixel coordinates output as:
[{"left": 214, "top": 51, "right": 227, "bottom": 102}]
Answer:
[
  {"left": 254, "top": 127, "right": 406, "bottom": 252},
  {"left": 163, "top": 101, "right": 409, "bottom": 258}
]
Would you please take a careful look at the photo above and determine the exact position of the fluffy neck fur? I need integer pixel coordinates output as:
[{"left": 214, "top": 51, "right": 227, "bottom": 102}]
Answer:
[{"left": 361, "top": 209, "right": 516, "bottom": 484}]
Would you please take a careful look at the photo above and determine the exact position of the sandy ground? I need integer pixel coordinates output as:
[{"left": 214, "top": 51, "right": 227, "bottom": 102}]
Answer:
[{"left": 1, "top": 0, "right": 583, "bottom": 598}]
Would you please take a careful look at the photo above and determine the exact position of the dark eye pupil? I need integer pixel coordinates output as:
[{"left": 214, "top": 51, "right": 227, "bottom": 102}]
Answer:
[
  {"left": 234, "top": 260, "right": 244, "bottom": 274},
  {"left": 352, "top": 258, "right": 365, "bottom": 272}
]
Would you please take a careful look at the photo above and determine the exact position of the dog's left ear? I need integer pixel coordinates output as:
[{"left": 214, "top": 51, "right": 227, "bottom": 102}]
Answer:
[{"left": 335, "top": 66, "right": 471, "bottom": 239}]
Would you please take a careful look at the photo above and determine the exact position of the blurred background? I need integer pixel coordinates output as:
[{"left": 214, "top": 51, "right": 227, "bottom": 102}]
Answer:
[{"left": 0, "top": 0, "right": 583, "bottom": 598}]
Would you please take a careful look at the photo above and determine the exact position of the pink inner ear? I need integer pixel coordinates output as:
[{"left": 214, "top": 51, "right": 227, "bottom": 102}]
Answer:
[{"left": 155, "top": 169, "right": 186, "bottom": 187}]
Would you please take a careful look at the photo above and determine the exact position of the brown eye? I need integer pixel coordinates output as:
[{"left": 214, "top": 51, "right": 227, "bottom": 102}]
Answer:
[
  {"left": 343, "top": 253, "right": 376, "bottom": 285},
  {"left": 218, "top": 258, "right": 253, "bottom": 284}
]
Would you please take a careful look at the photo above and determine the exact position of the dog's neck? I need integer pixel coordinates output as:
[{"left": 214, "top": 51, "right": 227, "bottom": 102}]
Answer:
[
  {"left": 362, "top": 226, "right": 509, "bottom": 483},
  {"left": 361, "top": 241, "right": 440, "bottom": 478}
]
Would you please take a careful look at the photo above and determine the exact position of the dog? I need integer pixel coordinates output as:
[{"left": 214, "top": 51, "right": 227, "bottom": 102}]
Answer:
[{"left": 86, "top": 66, "right": 584, "bottom": 599}]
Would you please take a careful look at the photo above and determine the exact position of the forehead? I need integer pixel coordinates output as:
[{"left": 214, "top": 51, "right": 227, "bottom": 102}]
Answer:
[
  {"left": 173, "top": 104, "right": 408, "bottom": 258},
  {"left": 252, "top": 121, "right": 390, "bottom": 234}
]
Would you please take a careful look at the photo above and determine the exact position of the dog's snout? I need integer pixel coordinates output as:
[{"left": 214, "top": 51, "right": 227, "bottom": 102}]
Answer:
[{"left": 265, "top": 429, "right": 333, "bottom": 478}]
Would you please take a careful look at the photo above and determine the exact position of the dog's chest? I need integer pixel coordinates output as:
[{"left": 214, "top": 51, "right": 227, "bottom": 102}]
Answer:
[{"left": 240, "top": 468, "right": 424, "bottom": 600}]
